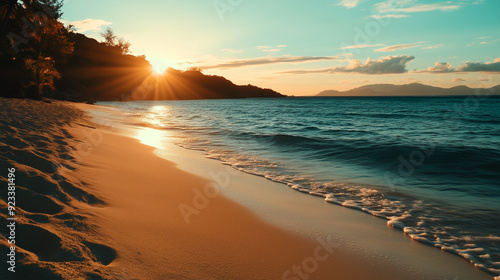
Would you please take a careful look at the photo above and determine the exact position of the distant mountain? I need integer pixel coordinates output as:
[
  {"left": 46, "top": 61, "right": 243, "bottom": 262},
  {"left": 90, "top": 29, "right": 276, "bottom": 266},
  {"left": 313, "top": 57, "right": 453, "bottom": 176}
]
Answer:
[
  {"left": 316, "top": 83, "right": 500, "bottom": 97},
  {"left": 127, "top": 68, "right": 285, "bottom": 101},
  {"left": 317, "top": 90, "right": 341, "bottom": 96}
]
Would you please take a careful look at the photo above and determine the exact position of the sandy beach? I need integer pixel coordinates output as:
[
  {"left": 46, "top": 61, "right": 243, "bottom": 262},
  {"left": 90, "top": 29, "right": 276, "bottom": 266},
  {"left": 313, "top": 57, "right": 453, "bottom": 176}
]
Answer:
[{"left": 0, "top": 97, "right": 496, "bottom": 280}]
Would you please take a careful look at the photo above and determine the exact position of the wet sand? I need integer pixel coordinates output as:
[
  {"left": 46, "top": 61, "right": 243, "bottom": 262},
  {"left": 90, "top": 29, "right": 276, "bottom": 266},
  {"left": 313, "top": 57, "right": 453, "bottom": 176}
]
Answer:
[{"left": 0, "top": 98, "right": 494, "bottom": 279}]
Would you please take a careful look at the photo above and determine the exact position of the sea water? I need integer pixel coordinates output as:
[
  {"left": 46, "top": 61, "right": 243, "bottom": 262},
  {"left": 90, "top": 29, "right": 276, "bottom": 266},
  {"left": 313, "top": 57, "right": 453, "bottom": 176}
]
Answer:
[{"left": 100, "top": 96, "right": 500, "bottom": 276}]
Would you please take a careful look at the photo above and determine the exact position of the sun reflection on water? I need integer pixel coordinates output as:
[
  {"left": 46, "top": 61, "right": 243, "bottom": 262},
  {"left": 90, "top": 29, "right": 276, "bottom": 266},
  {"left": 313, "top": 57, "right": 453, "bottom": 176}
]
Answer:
[
  {"left": 143, "top": 105, "right": 170, "bottom": 128},
  {"left": 136, "top": 105, "right": 172, "bottom": 148}
]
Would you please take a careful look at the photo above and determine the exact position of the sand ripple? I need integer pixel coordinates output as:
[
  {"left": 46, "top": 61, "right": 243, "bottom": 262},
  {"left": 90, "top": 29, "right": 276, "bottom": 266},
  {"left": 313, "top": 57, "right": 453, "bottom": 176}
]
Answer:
[{"left": 0, "top": 98, "right": 117, "bottom": 279}]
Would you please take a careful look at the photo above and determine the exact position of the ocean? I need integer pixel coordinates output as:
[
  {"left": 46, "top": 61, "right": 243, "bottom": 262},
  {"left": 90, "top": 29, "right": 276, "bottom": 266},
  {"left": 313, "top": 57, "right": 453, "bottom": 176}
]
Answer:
[{"left": 99, "top": 96, "right": 500, "bottom": 276}]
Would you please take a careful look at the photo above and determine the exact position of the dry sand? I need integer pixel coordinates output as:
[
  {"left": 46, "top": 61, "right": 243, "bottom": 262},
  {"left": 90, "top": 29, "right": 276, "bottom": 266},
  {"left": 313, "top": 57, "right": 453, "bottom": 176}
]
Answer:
[
  {"left": 69, "top": 103, "right": 423, "bottom": 279},
  {"left": 0, "top": 98, "right": 115, "bottom": 279},
  {"left": 0, "top": 97, "right": 495, "bottom": 279}
]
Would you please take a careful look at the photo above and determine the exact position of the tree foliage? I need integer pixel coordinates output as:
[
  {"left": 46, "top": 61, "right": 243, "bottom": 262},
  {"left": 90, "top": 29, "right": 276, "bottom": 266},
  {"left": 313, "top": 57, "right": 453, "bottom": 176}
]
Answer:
[
  {"left": 38, "top": 0, "right": 64, "bottom": 19},
  {"left": 24, "top": 55, "right": 61, "bottom": 97},
  {"left": 100, "top": 27, "right": 131, "bottom": 55},
  {"left": 0, "top": 0, "right": 72, "bottom": 98},
  {"left": 186, "top": 66, "right": 203, "bottom": 73},
  {"left": 100, "top": 27, "right": 116, "bottom": 46},
  {"left": 0, "top": 0, "right": 64, "bottom": 40}
]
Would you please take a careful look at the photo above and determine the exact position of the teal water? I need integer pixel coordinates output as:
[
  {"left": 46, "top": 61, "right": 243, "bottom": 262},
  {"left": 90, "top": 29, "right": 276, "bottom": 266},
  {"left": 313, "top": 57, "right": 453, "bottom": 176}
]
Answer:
[{"left": 101, "top": 96, "right": 500, "bottom": 276}]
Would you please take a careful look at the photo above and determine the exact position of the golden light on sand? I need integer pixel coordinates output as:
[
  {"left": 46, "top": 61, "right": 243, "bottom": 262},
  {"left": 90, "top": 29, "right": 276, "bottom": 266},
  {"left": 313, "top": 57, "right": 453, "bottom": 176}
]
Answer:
[
  {"left": 137, "top": 106, "right": 171, "bottom": 148},
  {"left": 136, "top": 127, "right": 166, "bottom": 149}
]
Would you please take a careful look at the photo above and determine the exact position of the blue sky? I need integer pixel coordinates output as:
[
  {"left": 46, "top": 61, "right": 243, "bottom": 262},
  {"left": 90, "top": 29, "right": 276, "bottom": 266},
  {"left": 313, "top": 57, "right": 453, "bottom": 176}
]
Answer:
[{"left": 61, "top": 0, "right": 500, "bottom": 95}]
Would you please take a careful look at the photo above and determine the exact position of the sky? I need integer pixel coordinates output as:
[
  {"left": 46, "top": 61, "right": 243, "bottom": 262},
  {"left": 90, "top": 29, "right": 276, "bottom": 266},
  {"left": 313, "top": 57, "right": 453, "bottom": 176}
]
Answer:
[{"left": 61, "top": 0, "right": 500, "bottom": 96}]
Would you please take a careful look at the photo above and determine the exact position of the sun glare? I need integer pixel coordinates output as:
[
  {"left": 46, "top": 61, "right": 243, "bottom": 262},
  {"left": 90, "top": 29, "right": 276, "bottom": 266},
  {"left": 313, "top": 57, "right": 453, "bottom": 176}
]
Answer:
[
  {"left": 151, "top": 63, "right": 168, "bottom": 76},
  {"left": 143, "top": 105, "right": 170, "bottom": 127},
  {"left": 135, "top": 106, "right": 174, "bottom": 148},
  {"left": 136, "top": 128, "right": 166, "bottom": 149}
]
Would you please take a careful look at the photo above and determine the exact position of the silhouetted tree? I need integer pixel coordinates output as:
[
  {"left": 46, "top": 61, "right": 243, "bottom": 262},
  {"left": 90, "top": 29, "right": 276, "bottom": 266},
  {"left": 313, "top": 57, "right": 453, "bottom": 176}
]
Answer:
[
  {"left": 100, "top": 27, "right": 116, "bottom": 46},
  {"left": 39, "top": 0, "right": 63, "bottom": 19},
  {"left": 0, "top": 0, "right": 63, "bottom": 40},
  {"left": 24, "top": 55, "right": 60, "bottom": 98},
  {"left": 187, "top": 66, "right": 203, "bottom": 73},
  {"left": 0, "top": 0, "right": 71, "bottom": 99},
  {"left": 100, "top": 27, "right": 131, "bottom": 55}
]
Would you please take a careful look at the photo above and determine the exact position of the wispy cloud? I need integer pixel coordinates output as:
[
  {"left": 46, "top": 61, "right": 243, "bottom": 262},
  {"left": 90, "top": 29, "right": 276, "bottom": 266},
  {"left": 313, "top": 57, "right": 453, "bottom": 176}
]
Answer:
[
  {"left": 221, "top": 49, "right": 243, "bottom": 53},
  {"left": 257, "top": 45, "right": 286, "bottom": 53},
  {"left": 201, "top": 56, "right": 339, "bottom": 70},
  {"left": 373, "top": 0, "right": 415, "bottom": 14},
  {"left": 424, "top": 58, "right": 500, "bottom": 73},
  {"left": 452, "top": 78, "right": 466, "bottom": 82},
  {"left": 369, "top": 14, "right": 409, "bottom": 19},
  {"left": 280, "top": 55, "right": 415, "bottom": 75},
  {"left": 459, "top": 0, "right": 485, "bottom": 5},
  {"left": 263, "top": 49, "right": 281, "bottom": 53},
  {"left": 376, "top": 1, "right": 460, "bottom": 14},
  {"left": 177, "top": 60, "right": 206, "bottom": 66},
  {"left": 370, "top": 0, "right": 483, "bottom": 19},
  {"left": 393, "top": 3, "right": 460, "bottom": 12},
  {"left": 64, "top": 19, "right": 112, "bottom": 33},
  {"left": 422, "top": 44, "right": 444, "bottom": 49},
  {"left": 474, "top": 37, "right": 500, "bottom": 45},
  {"left": 338, "top": 0, "right": 360, "bottom": 9},
  {"left": 374, "top": 43, "right": 419, "bottom": 52},
  {"left": 340, "top": 44, "right": 384, "bottom": 49}
]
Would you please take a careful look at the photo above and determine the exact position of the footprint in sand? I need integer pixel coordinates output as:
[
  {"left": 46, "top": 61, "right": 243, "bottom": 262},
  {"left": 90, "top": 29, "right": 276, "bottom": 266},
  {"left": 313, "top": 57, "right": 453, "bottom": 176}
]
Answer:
[
  {"left": 15, "top": 224, "right": 62, "bottom": 261},
  {"left": 11, "top": 187, "right": 63, "bottom": 215},
  {"left": 83, "top": 241, "right": 118, "bottom": 266},
  {"left": 58, "top": 180, "right": 105, "bottom": 206}
]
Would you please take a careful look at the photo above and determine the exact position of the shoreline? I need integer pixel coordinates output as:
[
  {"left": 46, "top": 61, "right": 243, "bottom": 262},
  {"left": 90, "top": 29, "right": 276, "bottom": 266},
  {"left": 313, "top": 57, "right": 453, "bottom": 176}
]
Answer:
[
  {"left": 0, "top": 97, "right": 495, "bottom": 279},
  {"left": 144, "top": 129, "right": 498, "bottom": 280},
  {"left": 77, "top": 101, "right": 495, "bottom": 279},
  {"left": 70, "top": 103, "right": 419, "bottom": 279}
]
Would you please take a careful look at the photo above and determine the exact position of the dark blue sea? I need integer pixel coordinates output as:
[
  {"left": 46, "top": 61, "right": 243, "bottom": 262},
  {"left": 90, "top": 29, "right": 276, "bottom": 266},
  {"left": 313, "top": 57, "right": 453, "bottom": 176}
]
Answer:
[{"left": 101, "top": 96, "right": 500, "bottom": 276}]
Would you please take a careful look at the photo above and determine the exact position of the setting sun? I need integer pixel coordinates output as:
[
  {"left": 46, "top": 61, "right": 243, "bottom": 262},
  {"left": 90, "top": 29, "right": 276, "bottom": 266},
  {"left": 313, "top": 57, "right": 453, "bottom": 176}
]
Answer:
[
  {"left": 1, "top": 1, "right": 499, "bottom": 280},
  {"left": 151, "top": 64, "right": 167, "bottom": 76}
]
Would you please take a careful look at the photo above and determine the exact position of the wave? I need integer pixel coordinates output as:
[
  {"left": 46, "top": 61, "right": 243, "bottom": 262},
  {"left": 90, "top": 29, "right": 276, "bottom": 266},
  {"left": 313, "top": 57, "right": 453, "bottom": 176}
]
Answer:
[{"left": 103, "top": 97, "right": 500, "bottom": 277}]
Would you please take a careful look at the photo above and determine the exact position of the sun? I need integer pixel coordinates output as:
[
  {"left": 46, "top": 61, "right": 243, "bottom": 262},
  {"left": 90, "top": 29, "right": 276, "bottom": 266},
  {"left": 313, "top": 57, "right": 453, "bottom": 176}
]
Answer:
[
  {"left": 151, "top": 65, "right": 167, "bottom": 76},
  {"left": 146, "top": 56, "right": 173, "bottom": 76}
]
